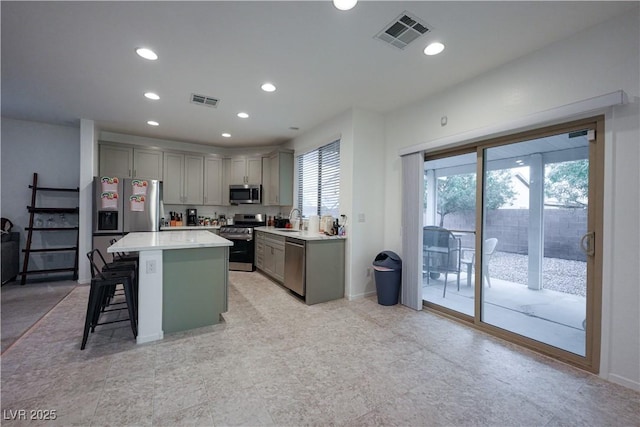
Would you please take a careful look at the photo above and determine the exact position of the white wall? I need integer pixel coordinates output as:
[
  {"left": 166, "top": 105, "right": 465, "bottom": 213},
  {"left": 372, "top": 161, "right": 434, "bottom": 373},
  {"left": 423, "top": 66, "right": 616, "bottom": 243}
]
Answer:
[
  {"left": 382, "top": 10, "right": 639, "bottom": 389},
  {"left": 284, "top": 111, "right": 355, "bottom": 297},
  {"left": 78, "top": 119, "right": 97, "bottom": 283},
  {"left": 284, "top": 107, "right": 386, "bottom": 300},
  {"left": 1, "top": 117, "right": 80, "bottom": 277},
  {"left": 350, "top": 108, "right": 386, "bottom": 298}
]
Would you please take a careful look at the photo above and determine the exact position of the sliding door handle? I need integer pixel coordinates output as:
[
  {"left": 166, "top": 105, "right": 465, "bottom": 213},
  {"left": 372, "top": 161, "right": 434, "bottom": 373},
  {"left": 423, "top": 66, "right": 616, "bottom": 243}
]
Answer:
[{"left": 580, "top": 231, "right": 595, "bottom": 257}]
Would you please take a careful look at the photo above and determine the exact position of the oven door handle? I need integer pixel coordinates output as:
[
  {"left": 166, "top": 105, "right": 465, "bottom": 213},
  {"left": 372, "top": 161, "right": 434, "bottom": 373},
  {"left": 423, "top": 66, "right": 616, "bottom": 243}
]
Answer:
[{"left": 221, "top": 236, "right": 253, "bottom": 241}]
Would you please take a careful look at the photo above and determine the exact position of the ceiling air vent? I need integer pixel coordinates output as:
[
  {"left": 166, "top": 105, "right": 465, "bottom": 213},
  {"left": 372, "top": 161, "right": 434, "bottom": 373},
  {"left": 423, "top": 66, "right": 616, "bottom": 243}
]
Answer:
[
  {"left": 375, "top": 11, "right": 431, "bottom": 50},
  {"left": 190, "top": 93, "right": 219, "bottom": 108}
]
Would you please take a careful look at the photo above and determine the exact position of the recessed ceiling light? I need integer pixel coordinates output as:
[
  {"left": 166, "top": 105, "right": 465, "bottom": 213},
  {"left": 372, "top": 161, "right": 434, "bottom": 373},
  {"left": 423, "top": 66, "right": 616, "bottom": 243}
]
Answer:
[
  {"left": 136, "top": 47, "right": 158, "bottom": 60},
  {"left": 424, "top": 42, "right": 445, "bottom": 56},
  {"left": 261, "top": 83, "right": 276, "bottom": 92},
  {"left": 144, "top": 92, "right": 160, "bottom": 100},
  {"left": 237, "top": 112, "right": 249, "bottom": 119},
  {"left": 222, "top": 133, "right": 231, "bottom": 138},
  {"left": 147, "top": 120, "right": 159, "bottom": 126},
  {"left": 333, "top": 0, "right": 357, "bottom": 11}
]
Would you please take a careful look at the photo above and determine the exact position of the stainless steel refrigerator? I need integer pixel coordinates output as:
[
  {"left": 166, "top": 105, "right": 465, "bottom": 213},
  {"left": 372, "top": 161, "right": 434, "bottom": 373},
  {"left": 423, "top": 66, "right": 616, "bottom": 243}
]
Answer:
[{"left": 92, "top": 177, "right": 164, "bottom": 263}]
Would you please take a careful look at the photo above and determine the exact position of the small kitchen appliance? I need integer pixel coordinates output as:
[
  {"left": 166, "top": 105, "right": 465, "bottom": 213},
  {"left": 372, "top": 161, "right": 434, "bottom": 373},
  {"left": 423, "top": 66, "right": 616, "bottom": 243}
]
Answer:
[
  {"left": 308, "top": 215, "right": 320, "bottom": 233},
  {"left": 229, "top": 184, "right": 261, "bottom": 205},
  {"left": 320, "top": 215, "right": 334, "bottom": 234},
  {"left": 186, "top": 208, "right": 198, "bottom": 226}
]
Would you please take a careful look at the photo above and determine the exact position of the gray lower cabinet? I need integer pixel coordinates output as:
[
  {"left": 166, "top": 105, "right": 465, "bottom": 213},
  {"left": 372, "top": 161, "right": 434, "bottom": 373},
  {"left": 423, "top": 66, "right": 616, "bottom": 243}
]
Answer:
[
  {"left": 256, "top": 232, "right": 285, "bottom": 283},
  {"left": 255, "top": 231, "right": 345, "bottom": 305},
  {"left": 302, "top": 239, "right": 345, "bottom": 305},
  {"left": 255, "top": 231, "right": 265, "bottom": 270},
  {"left": 162, "top": 246, "right": 228, "bottom": 334}
]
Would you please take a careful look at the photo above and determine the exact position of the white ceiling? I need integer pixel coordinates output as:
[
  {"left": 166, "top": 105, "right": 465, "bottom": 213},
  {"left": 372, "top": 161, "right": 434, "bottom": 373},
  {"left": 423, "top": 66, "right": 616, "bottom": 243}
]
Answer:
[{"left": 1, "top": 1, "right": 634, "bottom": 148}]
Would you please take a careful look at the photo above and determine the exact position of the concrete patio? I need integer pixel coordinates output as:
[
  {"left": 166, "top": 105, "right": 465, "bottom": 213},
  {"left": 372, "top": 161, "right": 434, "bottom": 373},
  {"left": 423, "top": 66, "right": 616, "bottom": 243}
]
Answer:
[{"left": 422, "top": 271, "right": 586, "bottom": 356}]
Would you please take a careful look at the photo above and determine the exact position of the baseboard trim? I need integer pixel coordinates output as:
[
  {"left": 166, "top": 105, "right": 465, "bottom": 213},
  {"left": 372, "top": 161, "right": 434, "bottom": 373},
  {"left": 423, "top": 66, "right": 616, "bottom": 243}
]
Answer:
[
  {"left": 606, "top": 373, "right": 640, "bottom": 392},
  {"left": 347, "top": 290, "right": 377, "bottom": 300}
]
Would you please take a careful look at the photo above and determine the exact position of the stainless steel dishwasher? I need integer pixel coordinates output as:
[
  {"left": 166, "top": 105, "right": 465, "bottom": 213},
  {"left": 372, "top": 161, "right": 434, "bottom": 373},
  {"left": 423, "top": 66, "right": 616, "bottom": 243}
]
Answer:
[{"left": 284, "top": 238, "right": 305, "bottom": 296}]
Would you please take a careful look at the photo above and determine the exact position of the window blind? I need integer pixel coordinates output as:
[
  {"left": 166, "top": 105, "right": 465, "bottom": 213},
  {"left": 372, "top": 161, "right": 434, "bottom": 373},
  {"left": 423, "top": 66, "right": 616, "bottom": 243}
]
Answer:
[{"left": 297, "top": 139, "right": 340, "bottom": 217}]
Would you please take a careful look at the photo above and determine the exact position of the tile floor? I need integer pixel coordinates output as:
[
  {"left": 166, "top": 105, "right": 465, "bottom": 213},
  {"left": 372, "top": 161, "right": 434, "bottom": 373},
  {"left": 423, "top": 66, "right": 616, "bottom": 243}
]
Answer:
[
  {"left": 1, "top": 271, "right": 639, "bottom": 426},
  {"left": 1, "top": 279, "right": 77, "bottom": 353}
]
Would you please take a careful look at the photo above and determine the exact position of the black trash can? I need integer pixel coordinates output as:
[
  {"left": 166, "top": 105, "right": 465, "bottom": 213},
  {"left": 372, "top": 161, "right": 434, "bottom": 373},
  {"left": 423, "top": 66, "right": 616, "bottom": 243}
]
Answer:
[{"left": 373, "top": 251, "right": 402, "bottom": 306}]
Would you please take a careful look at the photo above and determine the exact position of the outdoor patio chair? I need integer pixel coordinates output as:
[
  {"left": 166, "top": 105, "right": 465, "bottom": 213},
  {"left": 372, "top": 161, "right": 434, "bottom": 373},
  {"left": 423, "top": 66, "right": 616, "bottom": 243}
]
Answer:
[
  {"left": 460, "top": 238, "right": 498, "bottom": 287},
  {"left": 423, "top": 226, "right": 461, "bottom": 297}
]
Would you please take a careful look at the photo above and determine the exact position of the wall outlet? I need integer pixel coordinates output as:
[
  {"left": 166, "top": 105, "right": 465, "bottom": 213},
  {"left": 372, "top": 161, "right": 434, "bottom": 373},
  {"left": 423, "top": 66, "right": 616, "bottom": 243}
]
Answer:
[
  {"left": 358, "top": 213, "right": 365, "bottom": 223},
  {"left": 146, "top": 260, "right": 157, "bottom": 274},
  {"left": 366, "top": 267, "right": 371, "bottom": 277}
]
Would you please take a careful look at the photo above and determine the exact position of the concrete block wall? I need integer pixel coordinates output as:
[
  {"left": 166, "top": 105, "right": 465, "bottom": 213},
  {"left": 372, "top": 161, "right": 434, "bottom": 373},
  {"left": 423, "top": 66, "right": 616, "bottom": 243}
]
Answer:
[{"left": 442, "top": 208, "right": 587, "bottom": 261}]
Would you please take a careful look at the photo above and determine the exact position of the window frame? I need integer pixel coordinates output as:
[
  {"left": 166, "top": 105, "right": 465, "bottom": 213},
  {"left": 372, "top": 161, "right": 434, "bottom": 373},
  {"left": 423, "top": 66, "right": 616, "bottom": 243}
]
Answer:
[{"left": 296, "top": 139, "right": 341, "bottom": 218}]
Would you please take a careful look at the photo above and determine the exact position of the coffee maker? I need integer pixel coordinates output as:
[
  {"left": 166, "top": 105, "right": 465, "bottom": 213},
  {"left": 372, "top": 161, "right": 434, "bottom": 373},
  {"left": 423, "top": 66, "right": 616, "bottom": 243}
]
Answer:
[{"left": 186, "top": 208, "right": 198, "bottom": 226}]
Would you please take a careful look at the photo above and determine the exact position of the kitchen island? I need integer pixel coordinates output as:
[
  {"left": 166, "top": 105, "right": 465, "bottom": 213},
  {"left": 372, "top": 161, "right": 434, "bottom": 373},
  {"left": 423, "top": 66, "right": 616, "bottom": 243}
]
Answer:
[
  {"left": 108, "top": 230, "right": 232, "bottom": 344},
  {"left": 160, "top": 225, "right": 221, "bottom": 231}
]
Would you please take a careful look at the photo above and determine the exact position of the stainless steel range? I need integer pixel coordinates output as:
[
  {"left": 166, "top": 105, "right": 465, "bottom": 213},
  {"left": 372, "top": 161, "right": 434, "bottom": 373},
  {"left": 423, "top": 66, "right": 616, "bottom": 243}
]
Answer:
[{"left": 219, "top": 214, "right": 266, "bottom": 272}]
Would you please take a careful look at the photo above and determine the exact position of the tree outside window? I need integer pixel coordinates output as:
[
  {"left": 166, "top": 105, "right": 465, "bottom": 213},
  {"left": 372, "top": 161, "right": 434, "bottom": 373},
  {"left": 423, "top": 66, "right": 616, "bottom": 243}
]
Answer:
[
  {"left": 430, "top": 170, "right": 516, "bottom": 227},
  {"left": 545, "top": 159, "right": 588, "bottom": 208}
]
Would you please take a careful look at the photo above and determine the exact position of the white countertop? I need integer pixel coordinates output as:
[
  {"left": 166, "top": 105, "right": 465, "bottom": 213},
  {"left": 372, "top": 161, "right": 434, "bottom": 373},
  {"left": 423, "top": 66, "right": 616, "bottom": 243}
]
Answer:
[
  {"left": 160, "top": 225, "right": 220, "bottom": 231},
  {"left": 254, "top": 226, "right": 346, "bottom": 241},
  {"left": 108, "top": 231, "right": 233, "bottom": 252}
]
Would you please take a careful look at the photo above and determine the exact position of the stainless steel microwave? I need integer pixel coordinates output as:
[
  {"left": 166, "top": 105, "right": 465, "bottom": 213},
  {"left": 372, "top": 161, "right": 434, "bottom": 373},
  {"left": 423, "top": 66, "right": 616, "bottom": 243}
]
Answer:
[{"left": 229, "top": 184, "right": 261, "bottom": 204}]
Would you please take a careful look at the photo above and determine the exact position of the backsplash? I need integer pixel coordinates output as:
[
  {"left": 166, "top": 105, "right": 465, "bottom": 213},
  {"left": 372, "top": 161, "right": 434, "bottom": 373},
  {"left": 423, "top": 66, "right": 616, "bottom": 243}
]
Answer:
[{"left": 164, "top": 204, "right": 293, "bottom": 221}]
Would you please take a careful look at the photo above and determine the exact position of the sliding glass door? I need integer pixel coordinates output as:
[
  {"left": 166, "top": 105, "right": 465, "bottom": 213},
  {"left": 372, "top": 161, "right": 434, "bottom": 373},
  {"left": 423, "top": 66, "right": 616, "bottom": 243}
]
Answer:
[
  {"left": 423, "top": 152, "right": 477, "bottom": 317},
  {"left": 423, "top": 117, "right": 602, "bottom": 370},
  {"left": 481, "top": 130, "right": 592, "bottom": 356}
]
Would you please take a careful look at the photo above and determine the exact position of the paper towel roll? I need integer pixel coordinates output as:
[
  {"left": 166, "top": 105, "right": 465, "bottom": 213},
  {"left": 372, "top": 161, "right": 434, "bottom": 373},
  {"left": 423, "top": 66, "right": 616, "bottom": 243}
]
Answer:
[{"left": 308, "top": 215, "right": 320, "bottom": 233}]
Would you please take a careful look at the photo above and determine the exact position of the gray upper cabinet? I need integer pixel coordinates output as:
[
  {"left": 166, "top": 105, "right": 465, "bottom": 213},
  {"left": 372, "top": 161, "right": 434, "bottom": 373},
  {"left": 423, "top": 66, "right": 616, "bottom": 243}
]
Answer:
[
  {"left": 99, "top": 144, "right": 133, "bottom": 178},
  {"left": 99, "top": 144, "right": 162, "bottom": 180},
  {"left": 204, "top": 157, "right": 223, "bottom": 205},
  {"left": 263, "top": 150, "right": 294, "bottom": 206},
  {"left": 133, "top": 149, "right": 163, "bottom": 180},
  {"left": 230, "top": 157, "right": 262, "bottom": 185},
  {"left": 184, "top": 155, "right": 204, "bottom": 205},
  {"left": 100, "top": 142, "right": 277, "bottom": 207},
  {"left": 163, "top": 152, "right": 204, "bottom": 205},
  {"left": 163, "top": 152, "right": 184, "bottom": 204}
]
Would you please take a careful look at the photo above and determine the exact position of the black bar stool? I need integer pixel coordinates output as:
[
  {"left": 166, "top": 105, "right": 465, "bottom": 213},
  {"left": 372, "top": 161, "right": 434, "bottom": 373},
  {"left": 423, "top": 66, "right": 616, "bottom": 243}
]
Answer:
[
  {"left": 81, "top": 250, "right": 137, "bottom": 350},
  {"left": 110, "top": 238, "right": 139, "bottom": 264},
  {"left": 94, "top": 248, "right": 138, "bottom": 309}
]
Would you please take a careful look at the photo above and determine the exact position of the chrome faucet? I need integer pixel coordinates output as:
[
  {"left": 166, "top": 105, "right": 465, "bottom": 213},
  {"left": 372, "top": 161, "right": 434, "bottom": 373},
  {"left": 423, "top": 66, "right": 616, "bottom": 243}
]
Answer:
[{"left": 289, "top": 208, "right": 302, "bottom": 230}]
